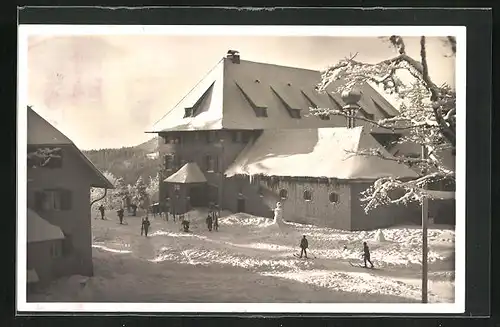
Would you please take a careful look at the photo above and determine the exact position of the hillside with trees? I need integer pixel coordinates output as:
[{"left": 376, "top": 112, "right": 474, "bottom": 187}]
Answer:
[{"left": 83, "top": 137, "right": 160, "bottom": 186}]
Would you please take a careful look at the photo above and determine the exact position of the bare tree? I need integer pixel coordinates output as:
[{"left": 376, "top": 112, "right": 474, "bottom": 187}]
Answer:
[{"left": 311, "top": 36, "right": 456, "bottom": 212}]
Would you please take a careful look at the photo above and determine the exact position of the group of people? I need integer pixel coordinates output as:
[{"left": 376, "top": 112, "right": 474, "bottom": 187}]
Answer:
[
  {"left": 299, "top": 235, "right": 374, "bottom": 268},
  {"left": 97, "top": 204, "right": 138, "bottom": 222},
  {"left": 205, "top": 208, "right": 219, "bottom": 232}
]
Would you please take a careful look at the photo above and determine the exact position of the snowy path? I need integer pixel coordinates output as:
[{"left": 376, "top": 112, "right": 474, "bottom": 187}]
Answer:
[{"left": 28, "top": 210, "right": 455, "bottom": 303}]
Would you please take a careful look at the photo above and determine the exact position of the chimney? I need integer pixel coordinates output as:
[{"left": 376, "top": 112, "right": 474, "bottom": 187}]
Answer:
[{"left": 226, "top": 50, "right": 240, "bottom": 64}]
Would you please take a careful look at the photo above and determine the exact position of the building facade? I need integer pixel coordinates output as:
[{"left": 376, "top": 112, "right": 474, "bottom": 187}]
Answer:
[
  {"left": 27, "top": 107, "right": 114, "bottom": 286},
  {"left": 148, "top": 52, "right": 455, "bottom": 230}
]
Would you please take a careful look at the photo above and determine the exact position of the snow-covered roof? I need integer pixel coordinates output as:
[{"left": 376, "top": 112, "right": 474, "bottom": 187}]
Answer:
[
  {"left": 225, "top": 126, "right": 419, "bottom": 180},
  {"left": 27, "top": 208, "right": 65, "bottom": 243},
  {"left": 164, "top": 162, "right": 208, "bottom": 184},
  {"left": 27, "top": 107, "right": 114, "bottom": 189},
  {"left": 148, "top": 58, "right": 399, "bottom": 133}
]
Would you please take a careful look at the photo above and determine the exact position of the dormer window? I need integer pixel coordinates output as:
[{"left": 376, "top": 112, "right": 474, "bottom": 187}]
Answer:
[
  {"left": 184, "top": 107, "right": 193, "bottom": 118},
  {"left": 289, "top": 109, "right": 301, "bottom": 119},
  {"left": 234, "top": 80, "right": 269, "bottom": 118}
]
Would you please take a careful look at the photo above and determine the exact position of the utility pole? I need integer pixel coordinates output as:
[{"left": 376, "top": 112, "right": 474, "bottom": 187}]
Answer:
[
  {"left": 218, "top": 138, "right": 225, "bottom": 211},
  {"left": 421, "top": 144, "right": 429, "bottom": 303}
]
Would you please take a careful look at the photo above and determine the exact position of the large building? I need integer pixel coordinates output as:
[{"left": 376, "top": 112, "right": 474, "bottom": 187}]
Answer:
[
  {"left": 26, "top": 106, "right": 114, "bottom": 287},
  {"left": 147, "top": 52, "right": 455, "bottom": 229}
]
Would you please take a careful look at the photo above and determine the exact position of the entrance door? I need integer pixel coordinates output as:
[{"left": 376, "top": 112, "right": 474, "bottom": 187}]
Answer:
[{"left": 237, "top": 198, "right": 245, "bottom": 213}]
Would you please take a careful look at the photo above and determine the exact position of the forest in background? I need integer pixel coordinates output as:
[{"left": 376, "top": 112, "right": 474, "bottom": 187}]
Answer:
[{"left": 83, "top": 137, "right": 160, "bottom": 186}]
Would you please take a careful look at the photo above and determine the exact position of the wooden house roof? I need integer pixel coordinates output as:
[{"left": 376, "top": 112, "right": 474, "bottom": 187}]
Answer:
[
  {"left": 27, "top": 106, "right": 115, "bottom": 189},
  {"left": 164, "top": 162, "right": 208, "bottom": 184}
]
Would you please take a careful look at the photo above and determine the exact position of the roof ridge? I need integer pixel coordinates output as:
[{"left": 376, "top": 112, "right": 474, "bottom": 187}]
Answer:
[{"left": 225, "top": 57, "right": 321, "bottom": 73}]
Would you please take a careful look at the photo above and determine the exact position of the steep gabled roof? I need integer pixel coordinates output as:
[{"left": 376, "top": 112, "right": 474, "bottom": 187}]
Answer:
[
  {"left": 164, "top": 162, "right": 207, "bottom": 184},
  {"left": 27, "top": 107, "right": 114, "bottom": 189},
  {"left": 225, "top": 126, "right": 419, "bottom": 180},
  {"left": 148, "top": 58, "right": 400, "bottom": 133},
  {"left": 27, "top": 208, "right": 65, "bottom": 243}
]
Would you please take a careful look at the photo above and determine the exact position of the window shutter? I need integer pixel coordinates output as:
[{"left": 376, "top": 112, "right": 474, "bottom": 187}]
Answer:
[
  {"left": 61, "top": 189, "right": 72, "bottom": 210},
  {"left": 34, "top": 191, "right": 45, "bottom": 211}
]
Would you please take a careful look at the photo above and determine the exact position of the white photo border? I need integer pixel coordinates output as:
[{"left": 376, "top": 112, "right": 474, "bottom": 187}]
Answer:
[{"left": 17, "top": 24, "right": 466, "bottom": 314}]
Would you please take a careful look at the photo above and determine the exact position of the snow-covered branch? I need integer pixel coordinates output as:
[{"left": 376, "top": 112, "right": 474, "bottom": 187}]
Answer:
[
  {"left": 27, "top": 147, "right": 62, "bottom": 168},
  {"left": 315, "top": 36, "right": 456, "bottom": 212}
]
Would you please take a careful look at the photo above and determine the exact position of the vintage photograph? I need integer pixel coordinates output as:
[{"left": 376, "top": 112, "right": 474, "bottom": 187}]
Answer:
[{"left": 18, "top": 26, "right": 462, "bottom": 312}]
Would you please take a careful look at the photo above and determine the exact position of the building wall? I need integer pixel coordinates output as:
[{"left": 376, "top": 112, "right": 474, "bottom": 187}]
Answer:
[
  {"left": 27, "top": 146, "right": 95, "bottom": 279},
  {"left": 349, "top": 182, "right": 421, "bottom": 231},
  {"left": 27, "top": 239, "right": 71, "bottom": 286},
  {"left": 222, "top": 176, "right": 352, "bottom": 229},
  {"left": 158, "top": 130, "right": 259, "bottom": 208},
  {"left": 275, "top": 179, "right": 352, "bottom": 230},
  {"left": 223, "top": 175, "right": 277, "bottom": 219}
]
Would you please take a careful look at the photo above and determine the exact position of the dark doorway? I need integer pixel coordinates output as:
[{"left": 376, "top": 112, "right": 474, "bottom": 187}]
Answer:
[
  {"left": 188, "top": 185, "right": 208, "bottom": 207},
  {"left": 237, "top": 198, "right": 245, "bottom": 213},
  {"left": 207, "top": 184, "right": 219, "bottom": 205}
]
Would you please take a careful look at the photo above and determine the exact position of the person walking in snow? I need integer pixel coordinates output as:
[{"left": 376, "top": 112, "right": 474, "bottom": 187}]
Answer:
[
  {"left": 117, "top": 208, "right": 124, "bottom": 224},
  {"left": 206, "top": 214, "right": 213, "bottom": 231},
  {"left": 141, "top": 216, "right": 151, "bottom": 237},
  {"left": 362, "top": 242, "right": 374, "bottom": 268},
  {"left": 131, "top": 203, "right": 138, "bottom": 216},
  {"left": 299, "top": 235, "right": 308, "bottom": 259},
  {"left": 98, "top": 204, "right": 105, "bottom": 220}
]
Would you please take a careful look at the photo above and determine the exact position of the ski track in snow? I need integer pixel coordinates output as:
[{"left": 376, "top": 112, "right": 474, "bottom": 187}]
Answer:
[{"left": 29, "top": 210, "right": 455, "bottom": 303}]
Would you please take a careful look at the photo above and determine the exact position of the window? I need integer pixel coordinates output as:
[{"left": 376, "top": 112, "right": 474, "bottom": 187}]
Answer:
[
  {"left": 303, "top": 190, "right": 312, "bottom": 201},
  {"left": 27, "top": 147, "right": 63, "bottom": 169},
  {"left": 329, "top": 192, "right": 339, "bottom": 203},
  {"left": 174, "top": 184, "right": 181, "bottom": 191},
  {"left": 173, "top": 135, "right": 182, "bottom": 144},
  {"left": 62, "top": 234, "right": 73, "bottom": 256},
  {"left": 279, "top": 189, "right": 288, "bottom": 200},
  {"left": 50, "top": 241, "right": 63, "bottom": 258},
  {"left": 164, "top": 134, "right": 181, "bottom": 144},
  {"left": 164, "top": 155, "right": 174, "bottom": 170},
  {"left": 289, "top": 109, "right": 301, "bottom": 119},
  {"left": 206, "top": 131, "right": 217, "bottom": 143},
  {"left": 205, "top": 155, "right": 216, "bottom": 172},
  {"left": 319, "top": 114, "right": 330, "bottom": 120},
  {"left": 232, "top": 131, "right": 243, "bottom": 143},
  {"left": 255, "top": 107, "right": 268, "bottom": 117},
  {"left": 35, "top": 189, "right": 72, "bottom": 211},
  {"left": 184, "top": 107, "right": 193, "bottom": 118}
]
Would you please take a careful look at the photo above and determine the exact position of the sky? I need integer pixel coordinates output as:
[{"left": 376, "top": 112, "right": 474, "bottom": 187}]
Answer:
[{"left": 26, "top": 34, "right": 456, "bottom": 150}]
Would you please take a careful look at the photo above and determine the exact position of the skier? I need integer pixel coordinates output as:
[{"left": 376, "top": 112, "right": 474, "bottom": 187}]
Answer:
[
  {"left": 362, "top": 242, "right": 374, "bottom": 268},
  {"left": 98, "top": 204, "right": 105, "bottom": 220},
  {"left": 141, "top": 216, "right": 151, "bottom": 237},
  {"left": 206, "top": 214, "right": 213, "bottom": 231},
  {"left": 213, "top": 212, "right": 219, "bottom": 231},
  {"left": 299, "top": 235, "right": 308, "bottom": 259},
  {"left": 117, "top": 208, "right": 124, "bottom": 224},
  {"left": 182, "top": 219, "right": 190, "bottom": 233}
]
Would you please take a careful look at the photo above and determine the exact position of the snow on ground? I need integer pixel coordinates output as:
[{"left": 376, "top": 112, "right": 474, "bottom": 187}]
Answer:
[{"left": 28, "top": 209, "right": 455, "bottom": 304}]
